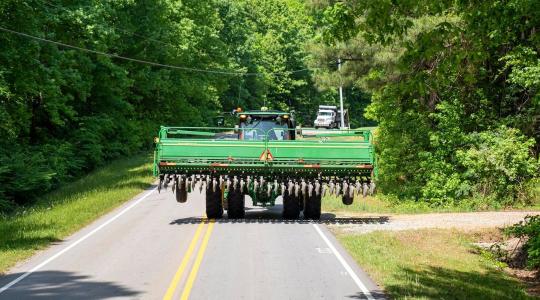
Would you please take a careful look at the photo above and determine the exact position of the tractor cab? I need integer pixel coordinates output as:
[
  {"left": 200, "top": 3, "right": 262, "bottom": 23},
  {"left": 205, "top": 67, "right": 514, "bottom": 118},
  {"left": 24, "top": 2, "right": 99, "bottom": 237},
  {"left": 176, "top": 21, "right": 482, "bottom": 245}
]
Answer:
[{"left": 236, "top": 107, "right": 295, "bottom": 141}]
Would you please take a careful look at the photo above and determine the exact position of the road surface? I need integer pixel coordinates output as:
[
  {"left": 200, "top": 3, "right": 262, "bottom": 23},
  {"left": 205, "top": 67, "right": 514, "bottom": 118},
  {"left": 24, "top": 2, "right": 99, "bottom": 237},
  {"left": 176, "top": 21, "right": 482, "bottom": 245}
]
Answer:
[{"left": 0, "top": 185, "right": 384, "bottom": 299}]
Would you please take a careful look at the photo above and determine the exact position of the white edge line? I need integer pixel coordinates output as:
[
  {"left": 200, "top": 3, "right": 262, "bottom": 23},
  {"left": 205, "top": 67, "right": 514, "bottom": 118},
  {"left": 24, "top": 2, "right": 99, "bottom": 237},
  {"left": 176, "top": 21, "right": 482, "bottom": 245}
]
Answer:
[
  {"left": 0, "top": 187, "right": 157, "bottom": 294},
  {"left": 312, "top": 223, "right": 375, "bottom": 300}
]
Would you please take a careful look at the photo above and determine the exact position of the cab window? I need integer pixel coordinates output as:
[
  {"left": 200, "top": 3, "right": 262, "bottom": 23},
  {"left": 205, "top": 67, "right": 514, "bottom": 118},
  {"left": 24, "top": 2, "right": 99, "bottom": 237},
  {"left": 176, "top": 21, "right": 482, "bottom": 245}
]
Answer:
[{"left": 240, "top": 118, "right": 290, "bottom": 140}]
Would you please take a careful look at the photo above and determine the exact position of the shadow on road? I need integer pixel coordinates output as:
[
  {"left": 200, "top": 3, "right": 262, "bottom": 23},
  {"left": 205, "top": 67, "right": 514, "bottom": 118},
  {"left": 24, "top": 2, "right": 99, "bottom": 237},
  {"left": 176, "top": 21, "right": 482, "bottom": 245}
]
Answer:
[
  {"left": 171, "top": 194, "right": 389, "bottom": 225},
  {"left": 0, "top": 271, "right": 140, "bottom": 299},
  {"left": 170, "top": 214, "right": 389, "bottom": 225},
  {"left": 347, "top": 290, "right": 387, "bottom": 299}
]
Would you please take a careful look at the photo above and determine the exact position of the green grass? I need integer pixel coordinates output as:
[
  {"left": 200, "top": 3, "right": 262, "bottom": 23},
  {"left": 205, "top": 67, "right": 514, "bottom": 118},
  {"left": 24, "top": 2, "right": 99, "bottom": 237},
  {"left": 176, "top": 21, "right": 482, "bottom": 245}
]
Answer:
[
  {"left": 323, "top": 195, "right": 437, "bottom": 214},
  {"left": 322, "top": 191, "right": 540, "bottom": 215},
  {"left": 0, "top": 154, "right": 154, "bottom": 274},
  {"left": 335, "top": 229, "right": 536, "bottom": 299},
  {"left": 533, "top": 180, "right": 540, "bottom": 210},
  {"left": 322, "top": 195, "right": 482, "bottom": 215}
]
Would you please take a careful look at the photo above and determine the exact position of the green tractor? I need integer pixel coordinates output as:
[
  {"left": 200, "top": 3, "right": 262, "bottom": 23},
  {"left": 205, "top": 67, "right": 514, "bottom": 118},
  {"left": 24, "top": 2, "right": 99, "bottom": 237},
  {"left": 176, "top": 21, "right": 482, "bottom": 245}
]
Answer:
[{"left": 153, "top": 108, "right": 376, "bottom": 219}]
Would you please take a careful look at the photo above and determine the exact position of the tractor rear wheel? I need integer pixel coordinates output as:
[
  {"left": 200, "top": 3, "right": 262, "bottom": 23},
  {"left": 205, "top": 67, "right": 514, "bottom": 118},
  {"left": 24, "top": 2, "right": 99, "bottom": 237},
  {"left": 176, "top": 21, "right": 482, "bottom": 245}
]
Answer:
[
  {"left": 282, "top": 190, "right": 300, "bottom": 219},
  {"left": 227, "top": 188, "right": 245, "bottom": 219},
  {"left": 341, "top": 186, "right": 353, "bottom": 205},
  {"left": 304, "top": 192, "right": 321, "bottom": 220},
  {"left": 205, "top": 183, "right": 223, "bottom": 219},
  {"left": 341, "top": 194, "right": 353, "bottom": 205},
  {"left": 175, "top": 180, "right": 188, "bottom": 203}
]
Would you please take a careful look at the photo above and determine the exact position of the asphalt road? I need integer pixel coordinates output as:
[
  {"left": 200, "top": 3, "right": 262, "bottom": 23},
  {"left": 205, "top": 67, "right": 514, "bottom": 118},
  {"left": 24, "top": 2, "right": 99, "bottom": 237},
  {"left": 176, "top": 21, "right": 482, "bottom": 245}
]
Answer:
[{"left": 0, "top": 185, "right": 384, "bottom": 299}]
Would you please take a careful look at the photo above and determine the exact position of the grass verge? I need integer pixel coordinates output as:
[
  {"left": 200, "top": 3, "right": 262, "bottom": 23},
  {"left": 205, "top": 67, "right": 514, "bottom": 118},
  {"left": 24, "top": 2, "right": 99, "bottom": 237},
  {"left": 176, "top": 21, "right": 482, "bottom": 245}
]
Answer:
[
  {"left": 335, "top": 229, "right": 536, "bottom": 299},
  {"left": 322, "top": 195, "right": 442, "bottom": 215},
  {"left": 322, "top": 192, "right": 540, "bottom": 215},
  {"left": 0, "top": 154, "right": 154, "bottom": 274}
]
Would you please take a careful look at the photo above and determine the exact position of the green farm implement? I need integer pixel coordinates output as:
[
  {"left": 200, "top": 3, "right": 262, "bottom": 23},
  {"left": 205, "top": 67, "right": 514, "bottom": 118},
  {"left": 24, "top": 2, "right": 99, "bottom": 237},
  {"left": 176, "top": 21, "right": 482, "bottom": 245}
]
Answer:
[{"left": 153, "top": 109, "right": 376, "bottom": 219}]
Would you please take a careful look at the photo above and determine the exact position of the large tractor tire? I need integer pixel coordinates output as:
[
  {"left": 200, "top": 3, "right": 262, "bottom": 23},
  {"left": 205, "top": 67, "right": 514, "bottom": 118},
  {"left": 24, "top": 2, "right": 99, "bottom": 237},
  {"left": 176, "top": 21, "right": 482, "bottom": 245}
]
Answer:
[
  {"left": 341, "top": 186, "right": 353, "bottom": 205},
  {"left": 175, "top": 179, "right": 188, "bottom": 203},
  {"left": 282, "top": 190, "right": 300, "bottom": 219},
  {"left": 304, "top": 192, "right": 322, "bottom": 220},
  {"left": 227, "top": 188, "right": 245, "bottom": 219},
  {"left": 341, "top": 194, "right": 353, "bottom": 205},
  {"left": 205, "top": 182, "right": 223, "bottom": 219}
]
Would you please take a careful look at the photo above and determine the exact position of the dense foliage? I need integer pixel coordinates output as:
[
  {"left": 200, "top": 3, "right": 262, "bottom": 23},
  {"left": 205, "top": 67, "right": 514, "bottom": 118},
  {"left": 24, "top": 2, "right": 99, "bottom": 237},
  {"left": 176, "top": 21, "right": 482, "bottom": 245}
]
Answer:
[
  {"left": 0, "top": 0, "right": 329, "bottom": 211},
  {"left": 311, "top": 0, "right": 539, "bottom": 205},
  {"left": 506, "top": 215, "right": 540, "bottom": 269},
  {"left": 1, "top": 0, "right": 538, "bottom": 211}
]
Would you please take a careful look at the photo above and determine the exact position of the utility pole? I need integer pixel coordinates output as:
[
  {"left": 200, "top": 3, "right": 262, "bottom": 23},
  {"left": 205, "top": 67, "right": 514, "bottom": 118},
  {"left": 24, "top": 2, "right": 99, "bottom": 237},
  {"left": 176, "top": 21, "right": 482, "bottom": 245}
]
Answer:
[{"left": 338, "top": 58, "right": 345, "bottom": 129}]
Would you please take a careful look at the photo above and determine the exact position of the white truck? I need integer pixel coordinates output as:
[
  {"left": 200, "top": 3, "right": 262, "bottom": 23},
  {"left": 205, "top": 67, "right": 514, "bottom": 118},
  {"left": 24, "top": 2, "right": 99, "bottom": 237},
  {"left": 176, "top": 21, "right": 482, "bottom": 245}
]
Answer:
[{"left": 313, "top": 105, "right": 349, "bottom": 129}]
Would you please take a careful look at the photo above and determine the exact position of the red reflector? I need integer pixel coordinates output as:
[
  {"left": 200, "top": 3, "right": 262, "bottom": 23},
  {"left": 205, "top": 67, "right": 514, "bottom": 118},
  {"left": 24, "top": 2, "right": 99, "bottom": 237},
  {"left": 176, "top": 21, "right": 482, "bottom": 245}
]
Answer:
[
  {"left": 356, "top": 164, "right": 373, "bottom": 169},
  {"left": 159, "top": 162, "right": 177, "bottom": 166},
  {"left": 303, "top": 164, "right": 320, "bottom": 168},
  {"left": 210, "top": 163, "right": 229, "bottom": 167}
]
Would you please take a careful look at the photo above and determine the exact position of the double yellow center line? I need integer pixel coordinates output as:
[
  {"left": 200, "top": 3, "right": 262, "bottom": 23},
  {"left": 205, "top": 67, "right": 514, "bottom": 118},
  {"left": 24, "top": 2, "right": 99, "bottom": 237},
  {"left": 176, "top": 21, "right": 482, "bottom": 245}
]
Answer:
[{"left": 163, "top": 218, "right": 216, "bottom": 300}]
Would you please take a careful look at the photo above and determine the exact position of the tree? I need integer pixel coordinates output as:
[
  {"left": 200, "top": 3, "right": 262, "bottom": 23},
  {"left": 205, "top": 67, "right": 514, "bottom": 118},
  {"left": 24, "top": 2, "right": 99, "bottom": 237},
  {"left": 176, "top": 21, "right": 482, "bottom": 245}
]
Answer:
[
  {"left": 0, "top": 0, "right": 327, "bottom": 211},
  {"left": 310, "top": 0, "right": 540, "bottom": 204}
]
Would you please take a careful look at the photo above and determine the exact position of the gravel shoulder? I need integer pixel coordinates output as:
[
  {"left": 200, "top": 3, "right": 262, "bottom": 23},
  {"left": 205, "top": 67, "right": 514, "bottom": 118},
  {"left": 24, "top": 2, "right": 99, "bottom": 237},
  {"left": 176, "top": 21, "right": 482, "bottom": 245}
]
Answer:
[{"left": 330, "top": 211, "right": 540, "bottom": 234}]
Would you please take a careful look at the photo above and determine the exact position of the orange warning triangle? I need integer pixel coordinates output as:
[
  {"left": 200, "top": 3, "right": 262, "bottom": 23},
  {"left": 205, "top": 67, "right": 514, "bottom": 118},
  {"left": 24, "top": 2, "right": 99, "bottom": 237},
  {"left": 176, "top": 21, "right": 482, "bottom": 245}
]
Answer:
[
  {"left": 266, "top": 149, "right": 274, "bottom": 161},
  {"left": 259, "top": 149, "right": 274, "bottom": 161},
  {"left": 259, "top": 149, "right": 267, "bottom": 161}
]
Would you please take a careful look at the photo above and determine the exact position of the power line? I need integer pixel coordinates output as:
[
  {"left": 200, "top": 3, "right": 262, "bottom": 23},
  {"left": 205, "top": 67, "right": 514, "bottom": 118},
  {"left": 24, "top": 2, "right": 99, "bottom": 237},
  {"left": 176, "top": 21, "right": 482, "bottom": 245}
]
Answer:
[
  {"left": 0, "top": 26, "right": 314, "bottom": 76},
  {"left": 34, "top": 0, "right": 319, "bottom": 76}
]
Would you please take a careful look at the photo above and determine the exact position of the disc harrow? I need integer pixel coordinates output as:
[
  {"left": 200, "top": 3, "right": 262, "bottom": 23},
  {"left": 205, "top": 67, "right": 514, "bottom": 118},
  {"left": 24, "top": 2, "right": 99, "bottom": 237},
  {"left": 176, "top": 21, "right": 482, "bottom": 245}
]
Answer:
[
  {"left": 153, "top": 109, "right": 377, "bottom": 220},
  {"left": 158, "top": 174, "right": 375, "bottom": 219}
]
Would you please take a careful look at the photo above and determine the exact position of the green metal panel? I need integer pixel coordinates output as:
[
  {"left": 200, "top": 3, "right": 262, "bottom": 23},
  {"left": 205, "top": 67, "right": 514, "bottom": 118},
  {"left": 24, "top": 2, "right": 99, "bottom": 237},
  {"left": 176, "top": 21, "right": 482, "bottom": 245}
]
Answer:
[
  {"left": 267, "top": 140, "right": 373, "bottom": 163},
  {"left": 153, "top": 126, "right": 376, "bottom": 178},
  {"left": 160, "top": 140, "right": 266, "bottom": 160}
]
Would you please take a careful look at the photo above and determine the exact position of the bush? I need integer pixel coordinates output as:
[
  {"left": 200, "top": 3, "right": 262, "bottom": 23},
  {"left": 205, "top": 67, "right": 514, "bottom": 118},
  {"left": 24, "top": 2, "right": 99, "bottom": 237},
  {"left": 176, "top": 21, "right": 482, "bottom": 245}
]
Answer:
[
  {"left": 0, "top": 116, "right": 148, "bottom": 211},
  {"left": 505, "top": 215, "right": 540, "bottom": 269},
  {"left": 417, "top": 125, "right": 538, "bottom": 207},
  {"left": 457, "top": 127, "right": 539, "bottom": 205},
  {"left": 0, "top": 147, "right": 55, "bottom": 207}
]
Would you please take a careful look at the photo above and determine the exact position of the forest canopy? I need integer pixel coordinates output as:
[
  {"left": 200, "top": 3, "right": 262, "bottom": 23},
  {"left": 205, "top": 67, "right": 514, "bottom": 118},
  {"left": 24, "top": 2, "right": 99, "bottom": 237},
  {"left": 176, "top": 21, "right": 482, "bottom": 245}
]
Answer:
[
  {"left": 1, "top": 0, "right": 538, "bottom": 211},
  {"left": 0, "top": 0, "right": 337, "bottom": 210},
  {"left": 310, "top": 0, "right": 539, "bottom": 206}
]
